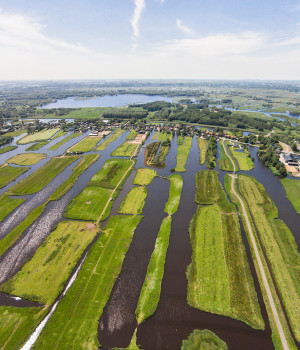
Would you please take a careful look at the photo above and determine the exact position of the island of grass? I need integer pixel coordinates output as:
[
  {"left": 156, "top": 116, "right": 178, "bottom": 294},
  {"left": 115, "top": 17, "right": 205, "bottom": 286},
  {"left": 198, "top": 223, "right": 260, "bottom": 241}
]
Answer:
[
  {"left": 7, "top": 156, "right": 79, "bottom": 195},
  {"left": 88, "top": 158, "right": 133, "bottom": 189},
  {"left": 0, "top": 164, "right": 29, "bottom": 189},
  {"left": 95, "top": 129, "right": 125, "bottom": 151},
  {"left": 238, "top": 175, "right": 300, "bottom": 341},
  {"left": 228, "top": 143, "right": 253, "bottom": 171},
  {"left": 0, "top": 195, "right": 26, "bottom": 222},
  {"left": 111, "top": 140, "right": 138, "bottom": 157},
  {"left": 144, "top": 141, "right": 170, "bottom": 168},
  {"left": 164, "top": 174, "right": 183, "bottom": 215},
  {"left": 51, "top": 130, "right": 67, "bottom": 140},
  {"left": 157, "top": 132, "right": 172, "bottom": 142},
  {"left": 181, "top": 329, "right": 227, "bottom": 350},
  {"left": 218, "top": 141, "right": 234, "bottom": 171},
  {"left": 0, "top": 145, "right": 17, "bottom": 155},
  {"left": 64, "top": 186, "right": 113, "bottom": 221},
  {"left": 197, "top": 138, "right": 207, "bottom": 165},
  {"left": 206, "top": 138, "right": 217, "bottom": 169},
  {"left": 133, "top": 168, "right": 156, "bottom": 186},
  {"left": 136, "top": 215, "right": 172, "bottom": 324},
  {"left": 281, "top": 178, "right": 300, "bottom": 214},
  {"left": 48, "top": 132, "right": 81, "bottom": 151},
  {"left": 187, "top": 170, "right": 264, "bottom": 329},
  {"left": 118, "top": 186, "right": 148, "bottom": 215},
  {"left": 0, "top": 306, "right": 46, "bottom": 350},
  {"left": 69, "top": 135, "right": 102, "bottom": 153},
  {"left": 126, "top": 130, "right": 138, "bottom": 140},
  {"left": 18, "top": 128, "right": 60, "bottom": 144},
  {"left": 25, "top": 140, "right": 50, "bottom": 151},
  {"left": 175, "top": 137, "right": 192, "bottom": 172},
  {"left": 33, "top": 215, "right": 142, "bottom": 350},
  {"left": 0, "top": 221, "right": 98, "bottom": 305},
  {"left": 8, "top": 153, "right": 46, "bottom": 165},
  {"left": 0, "top": 155, "right": 99, "bottom": 258}
]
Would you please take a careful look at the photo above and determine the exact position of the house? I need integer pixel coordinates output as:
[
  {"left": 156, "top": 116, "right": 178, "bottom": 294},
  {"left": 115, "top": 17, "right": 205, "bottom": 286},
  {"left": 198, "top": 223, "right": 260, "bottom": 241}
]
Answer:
[{"left": 283, "top": 153, "right": 299, "bottom": 166}]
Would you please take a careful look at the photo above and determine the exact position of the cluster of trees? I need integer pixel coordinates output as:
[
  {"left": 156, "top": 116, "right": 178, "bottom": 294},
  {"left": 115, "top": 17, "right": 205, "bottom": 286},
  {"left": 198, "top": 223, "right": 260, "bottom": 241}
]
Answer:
[
  {"left": 131, "top": 101, "right": 173, "bottom": 111},
  {"left": 0, "top": 135, "right": 13, "bottom": 147},
  {"left": 257, "top": 147, "right": 287, "bottom": 176},
  {"left": 206, "top": 137, "right": 217, "bottom": 168},
  {"left": 102, "top": 110, "right": 148, "bottom": 119}
]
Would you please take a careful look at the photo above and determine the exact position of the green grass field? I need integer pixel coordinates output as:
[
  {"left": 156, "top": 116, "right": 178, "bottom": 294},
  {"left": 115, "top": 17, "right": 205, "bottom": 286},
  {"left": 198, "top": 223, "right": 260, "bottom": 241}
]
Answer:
[
  {"left": 51, "top": 130, "right": 67, "bottom": 140},
  {"left": 195, "top": 170, "right": 227, "bottom": 205},
  {"left": 0, "top": 195, "right": 26, "bottom": 222},
  {"left": 0, "top": 306, "right": 46, "bottom": 350},
  {"left": 228, "top": 145, "right": 253, "bottom": 171},
  {"left": 111, "top": 141, "right": 138, "bottom": 157},
  {"left": 281, "top": 178, "right": 300, "bottom": 214},
  {"left": 64, "top": 186, "right": 112, "bottom": 221},
  {"left": 0, "top": 145, "right": 17, "bottom": 155},
  {"left": 157, "top": 132, "right": 172, "bottom": 142},
  {"left": 164, "top": 175, "right": 183, "bottom": 215},
  {"left": 95, "top": 129, "right": 125, "bottom": 151},
  {"left": 48, "top": 132, "right": 81, "bottom": 151},
  {"left": 238, "top": 175, "right": 300, "bottom": 340},
  {"left": 8, "top": 156, "right": 78, "bottom": 195},
  {"left": 133, "top": 168, "right": 156, "bottom": 185},
  {"left": 69, "top": 136, "right": 102, "bottom": 153},
  {"left": 118, "top": 186, "right": 148, "bottom": 215},
  {"left": 126, "top": 130, "right": 138, "bottom": 140},
  {"left": 136, "top": 215, "right": 172, "bottom": 324},
  {"left": 0, "top": 164, "right": 29, "bottom": 189},
  {"left": 33, "top": 215, "right": 142, "bottom": 350},
  {"left": 198, "top": 138, "right": 207, "bottom": 165},
  {"left": 2, "top": 129, "right": 26, "bottom": 137},
  {"left": 175, "top": 137, "right": 193, "bottom": 172},
  {"left": 218, "top": 142, "right": 234, "bottom": 171},
  {"left": 8, "top": 153, "right": 46, "bottom": 165},
  {"left": 0, "top": 221, "right": 98, "bottom": 305},
  {"left": 88, "top": 158, "right": 133, "bottom": 189},
  {"left": 25, "top": 140, "right": 50, "bottom": 151},
  {"left": 181, "top": 330, "right": 227, "bottom": 350},
  {"left": 18, "top": 128, "right": 60, "bottom": 144}
]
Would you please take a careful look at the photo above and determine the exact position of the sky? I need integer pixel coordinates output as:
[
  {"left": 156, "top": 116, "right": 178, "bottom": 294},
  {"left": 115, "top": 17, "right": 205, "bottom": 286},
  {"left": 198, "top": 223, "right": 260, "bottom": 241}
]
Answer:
[{"left": 0, "top": 0, "right": 300, "bottom": 80}]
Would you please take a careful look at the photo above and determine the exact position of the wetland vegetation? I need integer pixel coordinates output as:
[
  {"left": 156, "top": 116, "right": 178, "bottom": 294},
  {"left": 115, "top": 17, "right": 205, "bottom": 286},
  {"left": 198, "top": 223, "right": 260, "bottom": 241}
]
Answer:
[
  {"left": 281, "top": 178, "right": 300, "bottom": 214},
  {"left": 0, "top": 165, "right": 29, "bottom": 189},
  {"left": 8, "top": 153, "right": 46, "bottom": 165}
]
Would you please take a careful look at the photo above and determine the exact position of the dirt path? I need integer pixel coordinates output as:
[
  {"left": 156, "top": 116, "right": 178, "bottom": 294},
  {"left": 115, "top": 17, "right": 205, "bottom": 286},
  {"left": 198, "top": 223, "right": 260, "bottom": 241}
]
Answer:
[
  {"left": 222, "top": 140, "right": 289, "bottom": 350},
  {"left": 279, "top": 142, "right": 293, "bottom": 153}
]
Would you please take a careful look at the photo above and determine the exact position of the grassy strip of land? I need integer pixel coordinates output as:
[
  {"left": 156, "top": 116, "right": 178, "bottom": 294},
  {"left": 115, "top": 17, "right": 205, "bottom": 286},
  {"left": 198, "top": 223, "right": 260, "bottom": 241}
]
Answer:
[
  {"left": 118, "top": 186, "right": 148, "bottom": 215},
  {"left": 51, "top": 130, "right": 67, "bottom": 140},
  {"left": 0, "top": 195, "right": 26, "bottom": 222},
  {"left": 175, "top": 137, "right": 192, "bottom": 172},
  {"left": 25, "top": 141, "right": 50, "bottom": 151},
  {"left": 135, "top": 216, "right": 172, "bottom": 324},
  {"left": 2, "top": 129, "right": 26, "bottom": 137},
  {"left": 187, "top": 170, "right": 264, "bottom": 329},
  {"left": 64, "top": 186, "right": 113, "bottom": 221},
  {"left": 181, "top": 329, "right": 227, "bottom": 350},
  {"left": 126, "top": 130, "right": 138, "bottom": 140},
  {"left": 197, "top": 138, "right": 207, "bottom": 165},
  {"left": 281, "top": 178, "right": 300, "bottom": 214},
  {"left": 7, "top": 156, "right": 79, "bottom": 195},
  {"left": 155, "top": 141, "right": 170, "bottom": 165},
  {"left": 228, "top": 144, "right": 253, "bottom": 171},
  {"left": 206, "top": 138, "right": 217, "bottom": 169},
  {"left": 152, "top": 131, "right": 159, "bottom": 140},
  {"left": 0, "top": 164, "right": 29, "bottom": 189},
  {"left": 164, "top": 174, "right": 183, "bottom": 215},
  {"left": 133, "top": 168, "right": 156, "bottom": 185},
  {"left": 0, "top": 145, "right": 17, "bottom": 154},
  {"left": 48, "top": 132, "right": 81, "bottom": 151},
  {"left": 0, "top": 155, "right": 98, "bottom": 257},
  {"left": 69, "top": 136, "right": 102, "bottom": 153},
  {"left": 95, "top": 129, "right": 125, "bottom": 151},
  {"left": 88, "top": 158, "right": 132, "bottom": 189},
  {"left": 8, "top": 153, "right": 46, "bottom": 165},
  {"left": 0, "top": 306, "right": 47, "bottom": 350},
  {"left": 238, "top": 175, "right": 300, "bottom": 341},
  {"left": 218, "top": 141, "right": 234, "bottom": 171},
  {"left": 18, "top": 128, "right": 60, "bottom": 144},
  {"left": 0, "top": 221, "right": 98, "bottom": 306},
  {"left": 33, "top": 215, "right": 142, "bottom": 350},
  {"left": 111, "top": 141, "right": 138, "bottom": 157},
  {"left": 157, "top": 132, "right": 172, "bottom": 142}
]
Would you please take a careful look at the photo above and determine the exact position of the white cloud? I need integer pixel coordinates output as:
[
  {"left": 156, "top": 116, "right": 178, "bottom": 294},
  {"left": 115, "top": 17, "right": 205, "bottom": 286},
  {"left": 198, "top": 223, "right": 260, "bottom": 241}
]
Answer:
[
  {"left": 276, "top": 36, "right": 300, "bottom": 45},
  {"left": 176, "top": 19, "right": 193, "bottom": 35},
  {"left": 130, "top": 0, "right": 146, "bottom": 39}
]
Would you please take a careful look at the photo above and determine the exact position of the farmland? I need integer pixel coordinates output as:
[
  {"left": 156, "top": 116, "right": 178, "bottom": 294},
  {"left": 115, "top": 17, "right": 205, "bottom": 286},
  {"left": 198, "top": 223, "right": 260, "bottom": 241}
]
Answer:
[
  {"left": 0, "top": 221, "right": 98, "bottom": 305},
  {"left": 0, "top": 164, "right": 29, "bottom": 188},
  {"left": 48, "top": 132, "right": 81, "bottom": 151},
  {"left": 25, "top": 141, "right": 50, "bottom": 151},
  {"left": 8, "top": 153, "right": 46, "bottom": 165},
  {"left": 32, "top": 215, "right": 142, "bottom": 349},
  {"left": 133, "top": 168, "right": 156, "bottom": 185},
  {"left": 218, "top": 141, "right": 234, "bottom": 171},
  {"left": 197, "top": 138, "right": 207, "bottom": 164},
  {"left": 18, "top": 128, "right": 60, "bottom": 144},
  {"left": 281, "top": 178, "right": 300, "bottom": 214},
  {"left": 7, "top": 156, "right": 78, "bottom": 195},
  {"left": 95, "top": 129, "right": 125, "bottom": 151},
  {"left": 118, "top": 186, "right": 148, "bottom": 215},
  {"left": 69, "top": 135, "right": 102, "bottom": 153},
  {"left": 0, "top": 195, "right": 26, "bottom": 222},
  {"left": 126, "top": 130, "right": 138, "bottom": 139},
  {"left": 0, "top": 145, "right": 17, "bottom": 154},
  {"left": 111, "top": 140, "right": 138, "bottom": 157},
  {"left": 181, "top": 330, "right": 227, "bottom": 350},
  {"left": 228, "top": 144, "right": 253, "bottom": 171},
  {"left": 164, "top": 174, "right": 183, "bottom": 215},
  {"left": 175, "top": 137, "right": 193, "bottom": 172}
]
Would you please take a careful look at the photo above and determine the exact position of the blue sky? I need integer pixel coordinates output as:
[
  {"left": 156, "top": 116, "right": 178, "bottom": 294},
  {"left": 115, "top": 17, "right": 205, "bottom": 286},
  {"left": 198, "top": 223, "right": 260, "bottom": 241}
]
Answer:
[{"left": 0, "top": 0, "right": 300, "bottom": 79}]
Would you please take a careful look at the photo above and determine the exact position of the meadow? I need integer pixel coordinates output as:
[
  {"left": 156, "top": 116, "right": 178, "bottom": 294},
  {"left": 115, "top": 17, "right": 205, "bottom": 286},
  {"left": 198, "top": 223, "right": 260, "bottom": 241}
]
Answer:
[
  {"left": 126, "top": 130, "right": 138, "bottom": 140},
  {"left": 164, "top": 175, "right": 183, "bottom": 215},
  {"left": 8, "top": 153, "right": 46, "bottom": 165},
  {"left": 18, "top": 128, "right": 60, "bottom": 144},
  {"left": 228, "top": 144, "right": 253, "bottom": 171},
  {"left": 0, "top": 195, "right": 26, "bottom": 222},
  {"left": 48, "top": 132, "right": 81, "bottom": 151},
  {"left": 281, "top": 178, "right": 300, "bottom": 214},
  {"left": 0, "top": 221, "right": 98, "bottom": 305},
  {"left": 111, "top": 141, "right": 138, "bottom": 157},
  {"left": 0, "top": 145, "right": 17, "bottom": 155},
  {"left": 181, "top": 330, "right": 227, "bottom": 350},
  {"left": 32, "top": 215, "right": 142, "bottom": 350},
  {"left": 175, "top": 137, "right": 193, "bottom": 172},
  {"left": 0, "top": 164, "right": 29, "bottom": 188},
  {"left": 25, "top": 140, "right": 50, "bottom": 151},
  {"left": 95, "top": 129, "right": 125, "bottom": 151},
  {"left": 69, "top": 136, "right": 102, "bottom": 153},
  {"left": 118, "top": 186, "right": 148, "bottom": 215},
  {"left": 7, "top": 156, "right": 78, "bottom": 195},
  {"left": 133, "top": 168, "right": 156, "bottom": 185},
  {"left": 218, "top": 142, "right": 234, "bottom": 171},
  {"left": 197, "top": 138, "right": 207, "bottom": 165}
]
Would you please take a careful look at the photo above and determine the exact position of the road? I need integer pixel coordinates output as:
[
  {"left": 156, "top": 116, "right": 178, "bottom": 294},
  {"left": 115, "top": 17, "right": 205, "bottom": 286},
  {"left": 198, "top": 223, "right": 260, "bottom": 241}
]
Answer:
[{"left": 222, "top": 140, "right": 289, "bottom": 350}]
